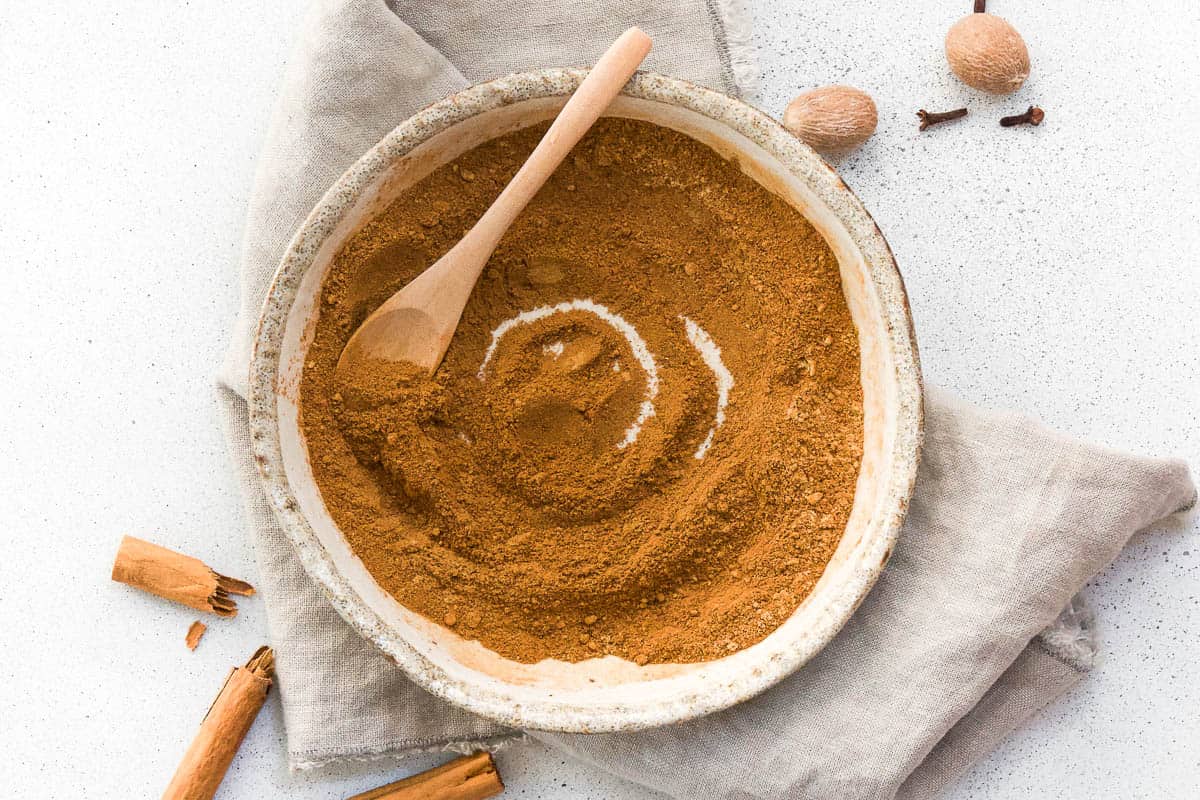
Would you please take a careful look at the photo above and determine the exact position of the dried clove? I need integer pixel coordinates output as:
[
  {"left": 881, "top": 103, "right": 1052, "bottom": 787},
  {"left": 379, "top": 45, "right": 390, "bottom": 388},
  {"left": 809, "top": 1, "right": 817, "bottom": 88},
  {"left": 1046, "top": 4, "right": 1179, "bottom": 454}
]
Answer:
[
  {"left": 999, "top": 106, "right": 1045, "bottom": 127},
  {"left": 917, "top": 108, "right": 968, "bottom": 131},
  {"left": 974, "top": 0, "right": 986, "bottom": 12}
]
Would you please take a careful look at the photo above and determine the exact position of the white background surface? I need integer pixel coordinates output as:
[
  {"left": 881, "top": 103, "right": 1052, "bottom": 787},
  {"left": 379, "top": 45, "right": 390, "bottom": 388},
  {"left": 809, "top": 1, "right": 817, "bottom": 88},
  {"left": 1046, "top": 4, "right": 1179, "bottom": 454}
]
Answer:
[{"left": 1, "top": 1, "right": 1197, "bottom": 797}]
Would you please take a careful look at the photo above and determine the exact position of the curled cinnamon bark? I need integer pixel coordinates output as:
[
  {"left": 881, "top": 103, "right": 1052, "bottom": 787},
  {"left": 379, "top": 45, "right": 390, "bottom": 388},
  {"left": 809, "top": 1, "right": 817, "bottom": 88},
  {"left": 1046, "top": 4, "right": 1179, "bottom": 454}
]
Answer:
[
  {"left": 349, "top": 752, "right": 504, "bottom": 800},
  {"left": 162, "top": 647, "right": 275, "bottom": 800},
  {"left": 111, "top": 536, "right": 254, "bottom": 617}
]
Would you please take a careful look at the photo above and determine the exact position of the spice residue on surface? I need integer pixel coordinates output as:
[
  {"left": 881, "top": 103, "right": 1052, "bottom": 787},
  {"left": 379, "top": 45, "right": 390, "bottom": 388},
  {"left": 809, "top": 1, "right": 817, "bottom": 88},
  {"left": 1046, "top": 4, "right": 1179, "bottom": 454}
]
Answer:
[{"left": 300, "top": 118, "right": 863, "bottom": 664}]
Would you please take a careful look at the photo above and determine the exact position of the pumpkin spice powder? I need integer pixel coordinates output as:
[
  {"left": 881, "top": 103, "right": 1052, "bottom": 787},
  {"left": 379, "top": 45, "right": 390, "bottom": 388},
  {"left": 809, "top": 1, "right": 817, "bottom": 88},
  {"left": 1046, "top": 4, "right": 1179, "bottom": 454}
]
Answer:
[{"left": 300, "top": 118, "right": 863, "bottom": 665}]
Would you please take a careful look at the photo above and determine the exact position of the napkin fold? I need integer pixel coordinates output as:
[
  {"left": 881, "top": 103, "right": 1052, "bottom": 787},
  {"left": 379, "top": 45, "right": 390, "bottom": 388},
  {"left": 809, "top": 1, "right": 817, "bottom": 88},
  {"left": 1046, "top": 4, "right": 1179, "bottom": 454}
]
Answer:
[{"left": 217, "top": 1, "right": 1196, "bottom": 797}]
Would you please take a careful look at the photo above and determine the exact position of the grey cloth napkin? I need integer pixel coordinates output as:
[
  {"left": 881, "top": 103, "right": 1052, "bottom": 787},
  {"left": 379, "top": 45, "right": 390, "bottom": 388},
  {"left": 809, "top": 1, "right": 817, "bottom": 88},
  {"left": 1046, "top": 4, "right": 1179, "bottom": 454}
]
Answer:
[{"left": 217, "top": 1, "right": 1197, "bottom": 796}]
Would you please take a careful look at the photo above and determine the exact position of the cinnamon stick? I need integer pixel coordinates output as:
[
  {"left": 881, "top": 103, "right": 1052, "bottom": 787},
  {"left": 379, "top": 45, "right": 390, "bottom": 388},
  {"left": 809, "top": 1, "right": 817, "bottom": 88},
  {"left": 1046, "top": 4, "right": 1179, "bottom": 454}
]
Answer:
[
  {"left": 348, "top": 752, "right": 504, "bottom": 800},
  {"left": 111, "top": 535, "right": 254, "bottom": 617},
  {"left": 163, "top": 646, "right": 275, "bottom": 800}
]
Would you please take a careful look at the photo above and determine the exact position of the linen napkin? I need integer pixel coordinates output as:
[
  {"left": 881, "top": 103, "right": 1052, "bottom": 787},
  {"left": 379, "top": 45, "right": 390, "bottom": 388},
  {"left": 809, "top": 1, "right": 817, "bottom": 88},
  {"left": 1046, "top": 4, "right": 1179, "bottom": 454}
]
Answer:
[{"left": 217, "top": 1, "right": 1196, "bottom": 796}]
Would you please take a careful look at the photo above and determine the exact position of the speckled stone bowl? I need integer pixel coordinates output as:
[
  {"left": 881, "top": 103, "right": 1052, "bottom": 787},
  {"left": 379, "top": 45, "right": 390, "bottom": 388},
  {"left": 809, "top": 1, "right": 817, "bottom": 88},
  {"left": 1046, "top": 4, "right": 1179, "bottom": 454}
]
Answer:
[{"left": 249, "top": 70, "right": 923, "bottom": 733}]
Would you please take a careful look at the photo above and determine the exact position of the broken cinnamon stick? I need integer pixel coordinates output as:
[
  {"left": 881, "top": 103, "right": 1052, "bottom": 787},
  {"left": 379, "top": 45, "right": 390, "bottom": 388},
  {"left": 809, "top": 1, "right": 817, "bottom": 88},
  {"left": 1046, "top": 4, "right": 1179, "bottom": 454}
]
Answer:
[
  {"left": 111, "top": 535, "right": 254, "bottom": 617},
  {"left": 163, "top": 646, "right": 275, "bottom": 800},
  {"left": 185, "top": 621, "right": 206, "bottom": 651},
  {"left": 348, "top": 752, "right": 504, "bottom": 800}
]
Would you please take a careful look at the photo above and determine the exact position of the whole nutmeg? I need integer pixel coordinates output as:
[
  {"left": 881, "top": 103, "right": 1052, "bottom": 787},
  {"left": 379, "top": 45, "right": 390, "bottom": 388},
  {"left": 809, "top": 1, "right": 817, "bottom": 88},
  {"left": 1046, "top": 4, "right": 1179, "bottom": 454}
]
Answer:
[
  {"left": 945, "top": 11, "right": 1030, "bottom": 93},
  {"left": 782, "top": 85, "right": 878, "bottom": 153}
]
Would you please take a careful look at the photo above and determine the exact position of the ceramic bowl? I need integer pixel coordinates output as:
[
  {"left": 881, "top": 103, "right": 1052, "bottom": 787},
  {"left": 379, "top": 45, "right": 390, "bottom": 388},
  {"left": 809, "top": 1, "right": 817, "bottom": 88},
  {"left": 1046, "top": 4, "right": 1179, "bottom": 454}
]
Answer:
[{"left": 249, "top": 70, "right": 923, "bottom": 733}]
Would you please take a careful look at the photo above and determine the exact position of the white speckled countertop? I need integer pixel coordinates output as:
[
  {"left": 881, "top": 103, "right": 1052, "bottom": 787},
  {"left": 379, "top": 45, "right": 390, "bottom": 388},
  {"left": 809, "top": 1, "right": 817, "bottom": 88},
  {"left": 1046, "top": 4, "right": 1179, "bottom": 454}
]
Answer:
[{"left": 0, "top": 1, "right": 1196, "bottom": 797}]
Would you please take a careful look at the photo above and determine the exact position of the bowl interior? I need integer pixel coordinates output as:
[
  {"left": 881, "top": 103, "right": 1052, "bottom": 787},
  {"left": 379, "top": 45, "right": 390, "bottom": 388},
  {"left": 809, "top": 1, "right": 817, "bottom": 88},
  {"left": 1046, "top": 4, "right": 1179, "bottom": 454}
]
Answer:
[{"left": 258, "top": 75, "right": 920, "bottom": 732}]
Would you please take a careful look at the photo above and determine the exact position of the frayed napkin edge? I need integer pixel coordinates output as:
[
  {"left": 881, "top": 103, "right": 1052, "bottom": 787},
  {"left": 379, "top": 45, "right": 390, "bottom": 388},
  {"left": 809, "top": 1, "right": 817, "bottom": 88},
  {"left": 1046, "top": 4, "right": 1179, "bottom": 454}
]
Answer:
[
  {"left": 290, "top": 731, "right": 525, "bottom": 772},
  {"left": 708, "top": 0, "right": 759, "bottom": 97}
]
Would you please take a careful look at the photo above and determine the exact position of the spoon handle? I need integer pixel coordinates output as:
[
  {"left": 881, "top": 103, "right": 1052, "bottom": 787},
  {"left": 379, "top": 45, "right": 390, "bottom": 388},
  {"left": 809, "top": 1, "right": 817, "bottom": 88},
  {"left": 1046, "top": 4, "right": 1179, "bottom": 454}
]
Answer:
[
  {"left": 336, "top": 28, "right": 652, "bottom": 375},
  {"left": 463, "top": 27, "right": 652, "bottom": 259}
]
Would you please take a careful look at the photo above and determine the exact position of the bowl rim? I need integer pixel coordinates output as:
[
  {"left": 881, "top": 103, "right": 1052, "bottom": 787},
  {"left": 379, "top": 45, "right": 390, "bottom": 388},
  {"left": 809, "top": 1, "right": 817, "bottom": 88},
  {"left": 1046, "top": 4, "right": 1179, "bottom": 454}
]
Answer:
[{"left": 248, "top": 68, "right": 924, "bottom": 733}]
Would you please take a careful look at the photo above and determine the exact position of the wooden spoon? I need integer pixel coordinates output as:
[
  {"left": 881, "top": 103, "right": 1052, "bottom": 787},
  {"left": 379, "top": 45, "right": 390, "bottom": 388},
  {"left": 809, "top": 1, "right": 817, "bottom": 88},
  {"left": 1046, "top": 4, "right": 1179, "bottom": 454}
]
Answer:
[{"left": 337, "top": 27, "right": 653, "bottom": 376}]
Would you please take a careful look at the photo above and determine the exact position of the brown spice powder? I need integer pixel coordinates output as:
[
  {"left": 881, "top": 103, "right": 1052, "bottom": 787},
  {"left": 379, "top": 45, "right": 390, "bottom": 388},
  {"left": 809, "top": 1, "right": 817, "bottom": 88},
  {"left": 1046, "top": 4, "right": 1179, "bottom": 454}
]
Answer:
[{"left": 299, "top": 118, "right": 863, "bottom": 664}]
